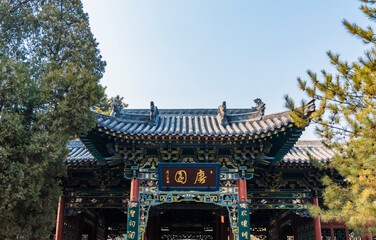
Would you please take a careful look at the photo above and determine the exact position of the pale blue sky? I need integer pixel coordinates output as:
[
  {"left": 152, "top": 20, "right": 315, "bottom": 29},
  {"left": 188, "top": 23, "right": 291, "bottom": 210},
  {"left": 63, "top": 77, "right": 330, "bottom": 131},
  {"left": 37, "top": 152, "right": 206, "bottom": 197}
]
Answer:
[{"left": 81, "top": 0, "right": 370, "bottom": 139}]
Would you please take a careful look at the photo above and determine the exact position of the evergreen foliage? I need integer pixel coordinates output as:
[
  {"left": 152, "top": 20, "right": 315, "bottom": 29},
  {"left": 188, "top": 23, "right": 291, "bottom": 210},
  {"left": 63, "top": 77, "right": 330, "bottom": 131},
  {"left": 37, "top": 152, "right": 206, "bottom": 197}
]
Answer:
[
  {"left": 0, "top": 0, "right": 106, "bottom": 238},
  {"left": 285, "top": 0, "right": 376, "bottom": 235},
  {"left": 96, "top": 95, "right": 129, "bottom": 115}
]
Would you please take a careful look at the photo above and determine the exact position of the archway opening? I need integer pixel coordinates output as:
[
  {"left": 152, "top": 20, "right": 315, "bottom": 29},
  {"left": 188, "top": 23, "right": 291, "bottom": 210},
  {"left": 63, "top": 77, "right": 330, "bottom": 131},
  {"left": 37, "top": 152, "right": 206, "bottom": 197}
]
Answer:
[{"left": 144, "top": 202, "right": 232, "bottom": 240}]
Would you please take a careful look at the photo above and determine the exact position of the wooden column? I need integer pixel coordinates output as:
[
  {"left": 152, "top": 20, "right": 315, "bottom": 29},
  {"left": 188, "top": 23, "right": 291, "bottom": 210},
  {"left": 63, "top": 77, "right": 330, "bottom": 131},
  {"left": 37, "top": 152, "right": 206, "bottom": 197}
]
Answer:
[
  {"left": 312, "top": 197, "right": 322, "bottom": 240},
  {"left": 362, "top": 236, "right": 373, "bottom": 240},
  {"left": 229, "top": 227, "right": 235, "bottom": 240},
  {"left": 216, "top": 216, "right": 221, "bottom": 240},
  {"left": 55, "top": 196, "right": 66, "bottom": 240},
  {"left": 237, "top": 179, "right": 247, "bottom": 202},
  {"left": 226, "top": 214, "right": 234, "bottom": 240},
  {"left": 238, "top": 178, "right": 250, "bottom": 240},
  {"left": 130, "top": 178, "right": 140, "bottom": 201},
  {"left": 345, "top": 226, "right": 349, "bottom": 240},
  {"left": 127, "top": 178, "right": 140, "bottom": 240},
  {"left": 221, "top": 214, "right": 226, "bottom": 240},
  {"left": 145, "top": 214, "right": 155, "bottom": 240},
  {"left": 330, "top": 225, "right": 335, "bottom": 240},
  {"left": 237, "top": 178, "right": 245, "bottom": 240}
]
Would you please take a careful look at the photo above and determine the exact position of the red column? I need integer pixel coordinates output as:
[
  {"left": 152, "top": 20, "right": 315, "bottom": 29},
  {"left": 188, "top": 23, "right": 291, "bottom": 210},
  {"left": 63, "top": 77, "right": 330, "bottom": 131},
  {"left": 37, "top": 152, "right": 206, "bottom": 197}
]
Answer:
[
  {"left": 330, "top": 224, "right": 335, "bottom": 240},
  {"left": 237, "top": 178, "right": 248, "bottom": 240},
  {"left": 225, "top": 214, "right": 234, "bottom": 240},
  {"left": 229, "top": 228, "right": 234, "bottom": 240},
  {"left": 345, "top": 227, "right": 349, "bottom": 240},
  {"left": 216, "top": 216, "right": 220, "bottom": 240},
  {"left": 55, "top": 196, "right": 66, "bottom": 240},
  {"left": 312, "top": 197, "right": 322, "bottom": 240},
  {"left": 221, "top": 215, "right": 226, "bottom": 240},
  {"left": 130, "top": 178, "right": 140, "bottom": 201},
  {"left": 237, "top": 179, "right": 247, "bottom": 202},
  {"left": 128, "top": 178, "right": 140, "bottom": 239},
  {"left": 146, "top": 215, "right": 153, "bottom": 240},
  {"left": 362, "top": 236, "right": 373, "bottom": 240}
]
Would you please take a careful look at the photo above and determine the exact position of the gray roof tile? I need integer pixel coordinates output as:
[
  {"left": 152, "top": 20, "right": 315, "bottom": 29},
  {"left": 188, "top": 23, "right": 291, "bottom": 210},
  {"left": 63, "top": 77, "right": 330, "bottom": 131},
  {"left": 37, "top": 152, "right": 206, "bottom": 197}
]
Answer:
[
  {"left": 95, "top": 100, "right": 306, "bottom": 137},
  {"left": 66, "top": 140, "right": 96, "bottom": 164},
  {"left": 281, "top": 140, "right": 335, "bottom": 164}
]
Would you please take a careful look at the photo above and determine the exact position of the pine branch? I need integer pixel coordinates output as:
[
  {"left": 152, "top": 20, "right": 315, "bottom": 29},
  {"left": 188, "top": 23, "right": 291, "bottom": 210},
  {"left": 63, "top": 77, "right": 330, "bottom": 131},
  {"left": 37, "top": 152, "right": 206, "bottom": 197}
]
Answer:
[{"left": 311, "top": 120, "right": 354, "bottom": 134}]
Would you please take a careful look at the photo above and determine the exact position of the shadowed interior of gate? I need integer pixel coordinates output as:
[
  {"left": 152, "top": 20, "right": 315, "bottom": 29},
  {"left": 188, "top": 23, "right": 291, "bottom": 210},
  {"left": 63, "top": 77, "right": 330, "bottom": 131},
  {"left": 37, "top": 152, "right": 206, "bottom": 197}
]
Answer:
[
  {"left": 144, "top": 202, "right": 231, "bottom": 240},
  {"left": 249, "top": 210, "right": 314, "bottom": 240}
]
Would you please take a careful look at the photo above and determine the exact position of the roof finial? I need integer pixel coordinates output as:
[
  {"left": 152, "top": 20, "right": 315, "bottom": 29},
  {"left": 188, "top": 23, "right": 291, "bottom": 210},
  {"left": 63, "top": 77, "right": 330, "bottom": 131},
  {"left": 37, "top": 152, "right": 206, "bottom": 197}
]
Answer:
[
  {"left": 217, "top": 101, "right": 228, "bottom": 126},
  {"left": 254, "top": 98, "right": 265, "bottom": 116},
  {"left": 304, "top": 99, "right": 316, "bottom": 116},
  {"left": 149, "top": 101, "right": 159, "bottom": 125},
  {"left": 111, "top": 97, "right": 123, "bottom": 117}
]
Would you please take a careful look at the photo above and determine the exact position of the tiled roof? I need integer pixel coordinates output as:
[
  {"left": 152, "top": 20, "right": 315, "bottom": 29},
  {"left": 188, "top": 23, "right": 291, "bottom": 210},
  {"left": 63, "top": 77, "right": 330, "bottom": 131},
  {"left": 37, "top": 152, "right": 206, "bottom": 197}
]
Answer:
[
  {"left": 66, "top": 140, "right": 96, "bottom": 164},
  {"left": 96, "top": 111, "right": 291, "bottom": 137},
  {"left": 282, "top": 140, "right": 335, "bottom": 164},
  {"left": 95, "top": 99, "right": 313, "bottom": 138},
  {"left": 66, "top": 140, "right": 335, "bottom": 165}
]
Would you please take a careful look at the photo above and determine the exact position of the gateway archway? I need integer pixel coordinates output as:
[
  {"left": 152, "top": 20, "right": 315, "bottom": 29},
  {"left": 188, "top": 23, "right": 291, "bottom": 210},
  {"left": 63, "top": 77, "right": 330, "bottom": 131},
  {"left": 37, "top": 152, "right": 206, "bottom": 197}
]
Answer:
[
  {"left": 54, "top": 100, "right": 352, "bottom": 240},
  {"left": 144, "top": 202, "right": 232, "bottom": 240}
]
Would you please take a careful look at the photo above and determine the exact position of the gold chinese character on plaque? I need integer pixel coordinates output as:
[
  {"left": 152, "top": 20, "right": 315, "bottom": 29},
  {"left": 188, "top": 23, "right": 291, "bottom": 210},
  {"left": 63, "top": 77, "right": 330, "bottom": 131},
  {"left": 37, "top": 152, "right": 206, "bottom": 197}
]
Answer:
[
  {"left": 166, "top": 170, "right": 170, "bottom": 182},
  {"left": 241, "top": 231, "right": 249, "bottom": 239},
  {"left": 194, "top": 169, "right": 207, "bottom": 184},
  {"left": 128, "top": 231, "right": 135, "bottom": 239},
  {"left": 175, "top": 170, "right": 187, "bottom": 184},
  {"left": 241, "top": 220, "right": 248, "bottom": 227},
  {"left": 129, "top": 220, "right": 136, "bottom": 227},
  {"left": 129, "top": 210, "right": 136, "bottom": 218}
]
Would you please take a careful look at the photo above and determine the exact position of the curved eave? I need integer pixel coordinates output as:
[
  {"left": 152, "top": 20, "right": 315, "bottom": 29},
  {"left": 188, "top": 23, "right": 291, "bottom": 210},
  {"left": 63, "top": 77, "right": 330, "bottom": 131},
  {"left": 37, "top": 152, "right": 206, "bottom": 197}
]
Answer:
[
  {"left": 65, "top": 161, "right": 99, "bottom": 167},
  {"left": 65, "top": 140, "right": 99, "bottom": 166},
  {"left": 94, "top": 123, "right": 294, "bottom": 142},
  {"left": 279, "top": 140, "right": 335, "bottom": 166},
  {"left": 272, "top": 127, "right": 305, "bottom": 165},
  {"left": 79, "top": 137, "right": 106, "bottom": 164},
  {"left": 277, "top": 161, "right": 328, "bottom": 168}
]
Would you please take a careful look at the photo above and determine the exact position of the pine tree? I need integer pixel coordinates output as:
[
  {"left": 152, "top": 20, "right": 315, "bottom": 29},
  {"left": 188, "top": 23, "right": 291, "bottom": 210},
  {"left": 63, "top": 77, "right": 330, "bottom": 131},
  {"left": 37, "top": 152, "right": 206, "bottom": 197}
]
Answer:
[
  {"left": 0, "top": 0, "right": 106, "bottom": 238},
  {"left": 285, "top": 0, "right": 376, "bottom": 235}
]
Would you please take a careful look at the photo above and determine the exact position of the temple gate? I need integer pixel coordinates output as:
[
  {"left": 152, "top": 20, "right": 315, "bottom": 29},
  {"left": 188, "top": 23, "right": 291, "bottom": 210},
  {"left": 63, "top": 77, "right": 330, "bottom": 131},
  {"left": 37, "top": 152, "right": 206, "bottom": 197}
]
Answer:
[{"left": 56, "top": 99, "right": 351, "bottom": 240}]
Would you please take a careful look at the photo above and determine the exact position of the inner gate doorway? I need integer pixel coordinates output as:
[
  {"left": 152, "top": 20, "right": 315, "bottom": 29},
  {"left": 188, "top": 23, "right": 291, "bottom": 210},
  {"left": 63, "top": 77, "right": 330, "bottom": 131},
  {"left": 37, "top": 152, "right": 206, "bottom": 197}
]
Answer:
[
  {"left": 144, "top": 203, "right": 233, "bottom": 240},
  {"left": 249, "top": 209, "right": 350, "bottom": 240},
  {"left": 249, "top": 209, "right": 319, "bottom": 240},
  {"left": 143, "top": 207, "right": 327, "bottom": 240}
]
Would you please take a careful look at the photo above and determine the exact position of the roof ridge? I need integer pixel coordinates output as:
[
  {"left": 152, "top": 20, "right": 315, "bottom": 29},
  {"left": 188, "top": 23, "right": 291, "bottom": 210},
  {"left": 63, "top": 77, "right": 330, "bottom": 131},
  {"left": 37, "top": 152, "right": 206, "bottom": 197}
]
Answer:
[
  {"left": 261, "top": 110, "right": 291, "bottom": 120},
  {"left": 295, "top": 140, "right": 323, "bottom": 146},
  {"left": 68, "top": 140, "right": 84, "bottom": 147}
]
